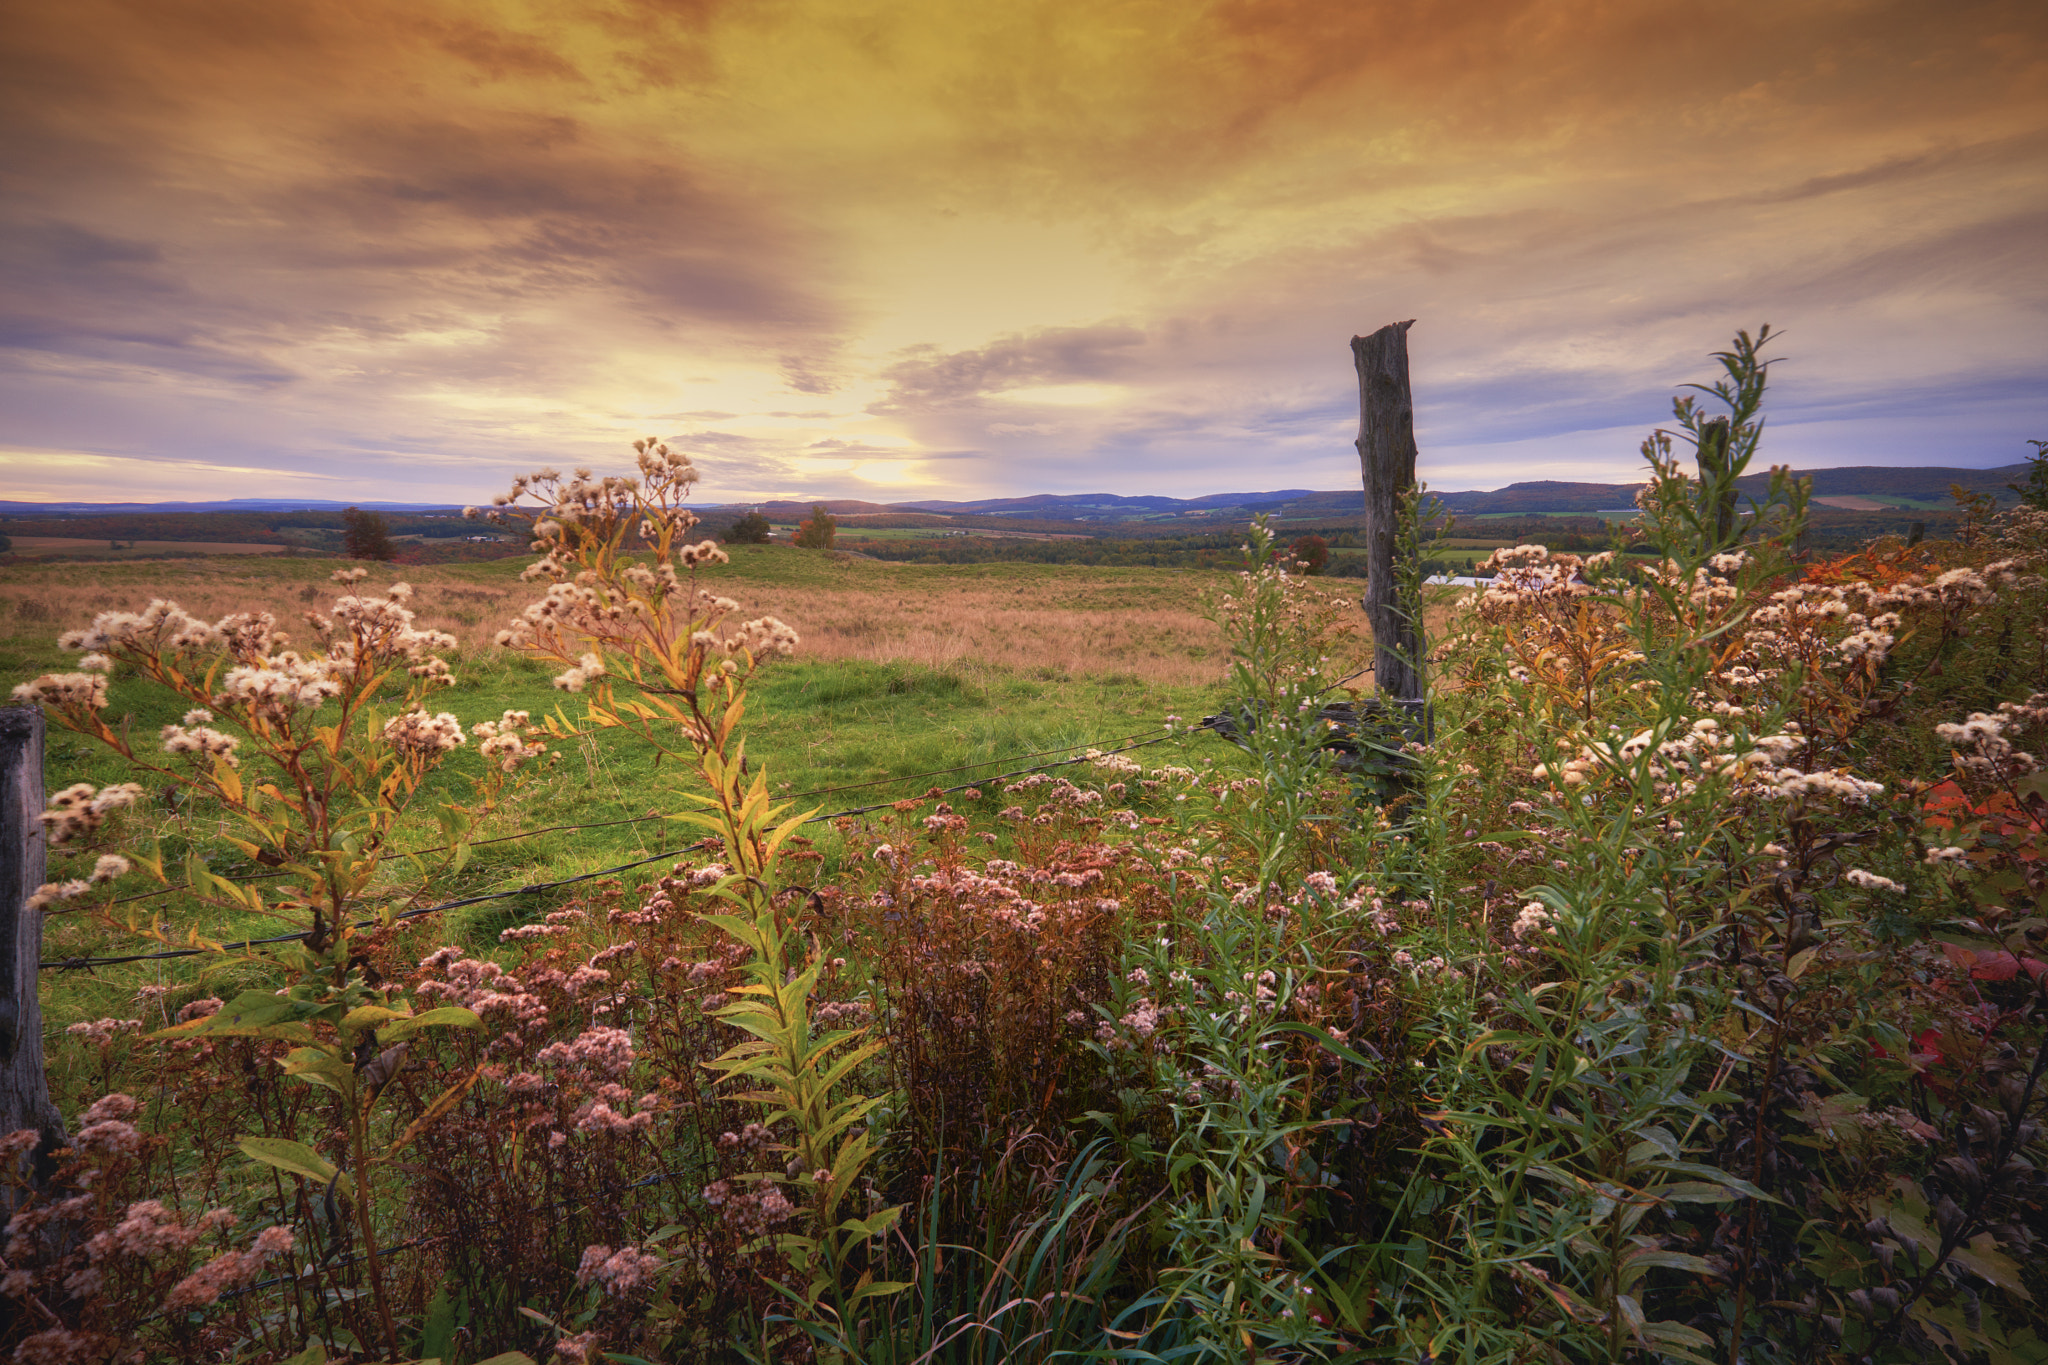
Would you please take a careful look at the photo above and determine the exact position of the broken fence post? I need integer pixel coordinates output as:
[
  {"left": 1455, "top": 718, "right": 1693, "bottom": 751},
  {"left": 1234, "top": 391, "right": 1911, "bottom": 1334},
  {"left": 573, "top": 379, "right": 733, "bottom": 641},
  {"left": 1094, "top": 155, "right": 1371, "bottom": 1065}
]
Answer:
[{"left": 1351, "top": 320, "right": 1423, "bottom": 703}]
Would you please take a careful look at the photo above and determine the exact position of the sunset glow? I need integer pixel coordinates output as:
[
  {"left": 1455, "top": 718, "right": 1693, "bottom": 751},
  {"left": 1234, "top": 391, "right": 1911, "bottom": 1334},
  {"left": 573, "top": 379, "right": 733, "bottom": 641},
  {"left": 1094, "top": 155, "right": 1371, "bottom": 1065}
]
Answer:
[{"left": 3, "top": 0, "right": 2044, "bottom": 504}]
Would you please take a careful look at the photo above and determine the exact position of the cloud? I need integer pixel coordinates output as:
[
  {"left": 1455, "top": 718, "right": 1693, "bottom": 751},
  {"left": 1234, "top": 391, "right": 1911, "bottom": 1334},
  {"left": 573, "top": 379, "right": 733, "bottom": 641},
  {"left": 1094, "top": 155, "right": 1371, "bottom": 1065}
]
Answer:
[{"left": 876, "top": 325, "right": 1147, "bottom": 409}]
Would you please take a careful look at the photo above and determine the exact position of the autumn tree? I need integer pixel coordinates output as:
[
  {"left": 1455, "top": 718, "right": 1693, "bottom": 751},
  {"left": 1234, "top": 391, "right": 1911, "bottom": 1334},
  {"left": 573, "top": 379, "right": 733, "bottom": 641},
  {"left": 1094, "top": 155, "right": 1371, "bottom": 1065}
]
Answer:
[
  {"left": 343, "top": 506, "right": 396, "bottom": 561},
  {"left": 794, "top": 504, "right": 837, "bottom": 549},
  {"left": 1290, "top": 534, "right": 1329, "bottom": 575}
]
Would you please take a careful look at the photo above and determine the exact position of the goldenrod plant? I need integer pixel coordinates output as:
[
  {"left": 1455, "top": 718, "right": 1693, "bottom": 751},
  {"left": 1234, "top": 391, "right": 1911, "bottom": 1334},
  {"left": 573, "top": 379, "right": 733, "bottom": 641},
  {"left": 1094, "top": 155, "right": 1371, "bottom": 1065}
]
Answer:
[{"left": 478, "top": 443, "right": 904, "bottom": 1357}]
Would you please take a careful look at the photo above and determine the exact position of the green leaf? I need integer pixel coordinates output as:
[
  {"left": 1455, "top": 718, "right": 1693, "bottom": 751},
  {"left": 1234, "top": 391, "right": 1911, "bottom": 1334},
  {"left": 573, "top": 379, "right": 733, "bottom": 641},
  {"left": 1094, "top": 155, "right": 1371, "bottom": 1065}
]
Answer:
[
  {"left": 277, "top": 1344, "right": 328, "bottom": 1365},
  {"left": 848, "top": 1277, "right": 914, "bottom": 1304},
  {"left": 157, "top": 988, "right": 324, "bottom": 1040},
  {"left": 340, "top": 1004, "right": 413, "bottom": 1032},
  {"left": 1625, "top": 1125, "right": 1680, "bottom": 1163},
  {"left": 1620, "top": 1246, "right": 1719, "bottom": 1292},
  {"left": 1657, "top": 1181, "right": 1740, "bottom": 1203},
  {"left": 1272, "top": 1020, "right": 1383, "bottom": 1069},
  {"left": 1641, "top": 1317, "right": 1719, "bottom": 1362},
  {"left": 1642, "top": 1158, "right": 1778, "bottom": 1202},
  {"left": 1879, "top": 1199, "right": 1942, "bottom": 1259},
  {"left": 238, "top": 1135, "right": 353, "bottom": 1201},
  {"left": 1952, "top": 1233, "right": 2033, "bottom": 1301},
  {"left": 422, "top": 1283, "right": 457, "bottom": 1360},
  {"left": 836, "top": 1206, "right": 904, "bottom": 1240},
  {"left": 376, "top": 1006, "right": 482, "bottom": 1043},
  {"left": 279, "top": 1047, "right": 355, "bottom": 1097}
]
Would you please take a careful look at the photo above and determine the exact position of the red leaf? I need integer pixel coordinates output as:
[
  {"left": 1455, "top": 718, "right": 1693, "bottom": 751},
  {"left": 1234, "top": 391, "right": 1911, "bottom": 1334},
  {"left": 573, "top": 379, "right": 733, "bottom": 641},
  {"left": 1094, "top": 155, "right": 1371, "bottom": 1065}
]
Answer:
[
  {"left": 1970, "top": 953, "right": 2021, "bottom": 982},
  {"left": 1967, "top": 952, "right": 2048, "bottom": 983}
]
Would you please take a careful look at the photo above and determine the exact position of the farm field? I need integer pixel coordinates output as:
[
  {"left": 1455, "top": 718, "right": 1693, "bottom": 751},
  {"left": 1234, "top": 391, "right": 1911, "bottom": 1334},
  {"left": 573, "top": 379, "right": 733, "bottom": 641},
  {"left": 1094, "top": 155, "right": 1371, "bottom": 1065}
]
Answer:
[
  {"left": 2, "top": 549, "right": 1342, "bottom": 1016},
  {"left": 4, "top": 537, "right": 291, "bottom": 559}
]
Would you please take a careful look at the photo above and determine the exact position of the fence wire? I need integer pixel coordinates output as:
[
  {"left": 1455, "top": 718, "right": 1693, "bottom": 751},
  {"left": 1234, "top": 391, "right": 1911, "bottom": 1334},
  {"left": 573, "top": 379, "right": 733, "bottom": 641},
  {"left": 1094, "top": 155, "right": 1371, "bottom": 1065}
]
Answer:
[{"left": 38, "top": 728, "right": 1176, "bottom": 971}]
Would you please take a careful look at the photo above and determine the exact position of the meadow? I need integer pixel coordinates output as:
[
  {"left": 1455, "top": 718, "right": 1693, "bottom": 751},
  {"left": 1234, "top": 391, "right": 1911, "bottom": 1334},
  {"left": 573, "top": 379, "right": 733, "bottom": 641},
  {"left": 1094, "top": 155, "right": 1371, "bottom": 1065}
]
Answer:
[
  {"left": 1, "top": 549, "right": 1277, "bottom": 1023},
  {"left": 3, "top": 344, "right": 2047, "bottom": 1365}
]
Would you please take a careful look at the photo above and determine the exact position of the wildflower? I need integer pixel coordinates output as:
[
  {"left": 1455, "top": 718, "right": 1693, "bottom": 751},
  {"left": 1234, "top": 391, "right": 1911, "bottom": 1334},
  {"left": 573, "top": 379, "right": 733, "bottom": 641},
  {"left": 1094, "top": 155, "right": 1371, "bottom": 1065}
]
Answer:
[
  {"left": 553, "top": 650, "right": 608, "bottom": 692},
  {"left": 552, "top": 1332, "right": 604, "bottom": 1364},
  {"left": 535, "top": 1026, "right": 636, "bottom": 1078},
  {"left": 14, "top": 1331, "right": 98, "bottom": 1365},
  {"left": 35, "top": 780, "right": 143, "bottom": 845},
  {"left": 1511, "top": 901, "right": 1555, "bottom": 940},
  {"left": 382, "top": 708, "right": 467, "bottom": 758},
  {"left": 162, "top": 1226, "right": 294, "bottom": 1309},
  {"left": 86, "top": 1200, "right": 203, "bottom": 1260},
  {"left": 577, "top": 1243, "right": 664, "bottom": 1295},
  {"left": 1844, "top": 868, "right": 1904, "bottom": 894},
  {"left": 67, "top": 1019, "right": 142, "bottom": 1050},
  {"left": 26, "top": 879, "right": 91, "bottom": 911},
  {"left": 160, "top": 721, "right": 242, "bottom": 765}
]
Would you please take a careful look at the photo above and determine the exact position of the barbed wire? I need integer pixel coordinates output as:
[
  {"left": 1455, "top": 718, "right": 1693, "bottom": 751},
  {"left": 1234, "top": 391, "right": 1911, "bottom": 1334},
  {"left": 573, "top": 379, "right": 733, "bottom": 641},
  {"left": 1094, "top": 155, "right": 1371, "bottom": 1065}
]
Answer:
[
  {"left": 38, "top": 728, "right": 1180, "bottom": 971},
  {"left": 65, "top": 728, "right": 1170, "bottom": 915}
]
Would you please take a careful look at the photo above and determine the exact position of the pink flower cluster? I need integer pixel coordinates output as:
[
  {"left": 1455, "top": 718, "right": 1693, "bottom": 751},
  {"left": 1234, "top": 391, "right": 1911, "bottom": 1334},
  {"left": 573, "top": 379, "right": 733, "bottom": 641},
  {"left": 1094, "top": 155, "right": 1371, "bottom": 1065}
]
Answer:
[
  {"left": 575, "top": 1243, "right": 664, "bottom": 1295},
  {"left": 701, "top": 1179, "right": 798, "bottom": 1237},
  {"left": 163, "top": 1226, "right": 294, "bottom": 1309},
  {"left": 72, "top": 1092, "right": 145, "bottom": 1160},
  {"left": 535, "top": 1026, "right": 636, "bottom": 1079}
]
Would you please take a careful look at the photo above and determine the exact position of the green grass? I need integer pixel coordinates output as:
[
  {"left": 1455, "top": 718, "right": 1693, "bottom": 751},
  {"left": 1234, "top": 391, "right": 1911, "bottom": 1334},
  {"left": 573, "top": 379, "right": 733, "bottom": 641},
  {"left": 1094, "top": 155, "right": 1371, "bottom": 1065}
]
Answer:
[{"left": 5, "top": 551, "right": 1235, "bottom": 1026}]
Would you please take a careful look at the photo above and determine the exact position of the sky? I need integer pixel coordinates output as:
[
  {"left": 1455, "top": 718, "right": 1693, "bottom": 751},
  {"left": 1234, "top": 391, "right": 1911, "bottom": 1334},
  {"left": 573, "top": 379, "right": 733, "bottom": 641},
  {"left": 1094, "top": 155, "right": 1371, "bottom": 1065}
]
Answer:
[{"left": 2, "top": 0, "right": 2044, "bottom": 507}]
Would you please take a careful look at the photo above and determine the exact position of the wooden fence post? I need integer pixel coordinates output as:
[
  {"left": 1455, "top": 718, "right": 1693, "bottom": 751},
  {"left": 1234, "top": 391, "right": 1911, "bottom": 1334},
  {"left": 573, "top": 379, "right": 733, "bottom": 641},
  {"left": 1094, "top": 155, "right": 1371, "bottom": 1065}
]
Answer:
[
  {"left": 1, "top": 704, "right": 66, "bottom": 1201},
  {"left": 1352, "top": 320, "right": 1423, "bottom": 702}
]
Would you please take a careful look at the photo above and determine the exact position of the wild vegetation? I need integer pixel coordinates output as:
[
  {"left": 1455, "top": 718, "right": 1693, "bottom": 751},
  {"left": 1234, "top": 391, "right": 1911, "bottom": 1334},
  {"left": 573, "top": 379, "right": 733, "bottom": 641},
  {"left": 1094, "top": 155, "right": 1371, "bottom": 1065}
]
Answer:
[{"left": 4, "top": 334, "right": 2047, "bottom": 1364}]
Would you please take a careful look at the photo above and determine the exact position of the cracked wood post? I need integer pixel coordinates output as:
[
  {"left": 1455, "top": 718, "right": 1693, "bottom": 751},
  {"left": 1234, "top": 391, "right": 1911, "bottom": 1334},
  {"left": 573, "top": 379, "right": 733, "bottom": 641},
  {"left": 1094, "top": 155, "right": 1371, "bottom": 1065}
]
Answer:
[
  {"left": 1352, "top": 320, "right": 1422, "bottom": 702},
  {"left": 1, "top": 704, "right": 65, "bottom": 1207}
]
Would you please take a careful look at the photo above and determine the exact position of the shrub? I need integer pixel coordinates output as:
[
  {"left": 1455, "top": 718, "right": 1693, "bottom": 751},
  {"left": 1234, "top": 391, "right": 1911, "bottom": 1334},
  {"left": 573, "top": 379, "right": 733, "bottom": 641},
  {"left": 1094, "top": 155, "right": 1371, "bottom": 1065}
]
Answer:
[{"left": 1290, "top": 533, "right": 1329, "bottom": 575}]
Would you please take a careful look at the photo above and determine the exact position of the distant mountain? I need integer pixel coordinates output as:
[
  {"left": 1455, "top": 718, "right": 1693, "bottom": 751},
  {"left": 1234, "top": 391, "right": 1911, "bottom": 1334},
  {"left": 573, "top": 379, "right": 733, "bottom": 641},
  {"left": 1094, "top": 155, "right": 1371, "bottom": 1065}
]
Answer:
[
  {"left": 1732, "top": 463, "right": 2030, "bottom": 501},
  {"left": 895, "top": 490, "right": 1315, "bottom": 517},
  {"left": 736, "top": 499, "right": 905, "bottom": 517},
  {"left": 5, "top": 465, "right": 2028, "bottom": 525},
  {"left": 1432, "top": 482, "right": 1647, "bottom": 514}
]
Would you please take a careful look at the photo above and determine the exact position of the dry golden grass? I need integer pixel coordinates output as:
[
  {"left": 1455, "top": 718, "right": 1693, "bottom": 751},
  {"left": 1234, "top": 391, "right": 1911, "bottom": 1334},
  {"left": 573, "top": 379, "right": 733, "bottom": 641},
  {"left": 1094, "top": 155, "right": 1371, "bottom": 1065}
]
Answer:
[
  {"left": 768, "top": 580, "right": 1226, "bottom": 684},
  {"left": 0, "top": 553, "right": 1401, "bottom": 689},
  {"left": 0, "top": 559, "right": 524, "bottom": 654}
]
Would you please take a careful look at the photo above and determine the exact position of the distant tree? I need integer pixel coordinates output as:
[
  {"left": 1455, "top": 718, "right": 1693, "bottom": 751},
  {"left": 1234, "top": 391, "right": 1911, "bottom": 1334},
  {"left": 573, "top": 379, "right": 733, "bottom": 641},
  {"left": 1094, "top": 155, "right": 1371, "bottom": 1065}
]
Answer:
[
  {"left": 0, "top": 533, "right": 11, "bottom": 554},
  {"left": 1289, "top": 534, "right": 1329, "bottom": 575},
  {"left": 725, "top": 511, "right": 772, "bottom": 544},
  {"left": 2011, "top": 438, "right": 2048, "bottom": 511},
  {"left": 793, "top": 504, "right": 837, "bottom": 549},
  {"left": 343, "top": 506, "right": 396, "bottom": 561}
]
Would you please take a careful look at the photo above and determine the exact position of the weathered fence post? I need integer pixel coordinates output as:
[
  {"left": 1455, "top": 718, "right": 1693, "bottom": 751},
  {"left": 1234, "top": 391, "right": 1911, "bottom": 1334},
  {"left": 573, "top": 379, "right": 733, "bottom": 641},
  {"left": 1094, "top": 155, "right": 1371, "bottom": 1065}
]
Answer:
[
  {"left": 1, "top": 705, "right": 66, "bottom": 1202},
  {"left": 1352, "top": 320, "right": 1423, "bottom": 701}
]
